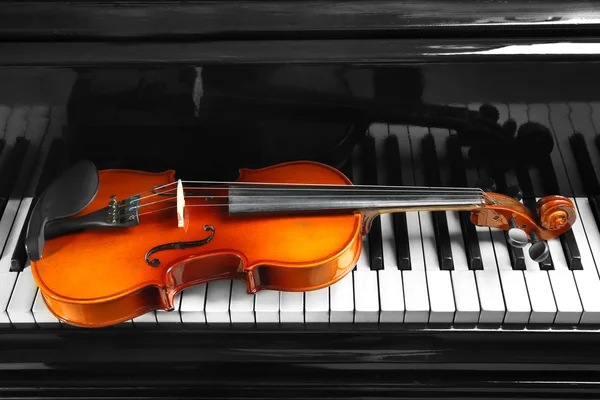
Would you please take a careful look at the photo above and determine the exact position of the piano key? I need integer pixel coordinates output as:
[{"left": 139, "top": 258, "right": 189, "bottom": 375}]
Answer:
[
  {"left": 421, "top": 134, "right": 453, "bottom": 271},
  {"left": 371, "top": 124, "right": 404, "bottom": 323},
  {"left": 538, "top": 157, "right": 582, "bottom": 270},
  {"left": 229, "top": 280, "right": 255, "bottom": 325},
  {"left": 279, "top": 291, "right": 304, "bottom": 324},
  {"left": 384, "top": 135, "right": 411, "bottom": 270},
  {"left": 132, "top": 310, "right": 158, "bottom": 326},
  {"left": 304, "top": 287, "right": 329, "bottom": 323},
  {"left": 392, "top": 124, "right": 430, "bottom": 323},
  {"left": 546, "top": 236, "right": 583, "bottom": 324},
  {"left": 377, "top": 269, "right": 404, "bottom": 323},
  {"left": 362, "top": 131, "right": 384, "bottom": 271},
  {"left": 568, "top": 197, "right": 600, "bottom": 324},
  {"left": 11, "top": 139, "right": 67, "bottom": 272},
  {"left": 205, "top": 280, "right": 231, "bottom": 324},
  {"left": 446, "top": 135, "right": 483, "bottom": 271},
  {"left": 179, "top": 282, "right": 207, "bottom": 326},
  {"left": 32, "top": 289, "right": 61, "bottom": 328},
  {"left": 575, "top": 197, "right": 600, "bottom": 290},
  {"left": 329, "top": 273, "right": 354, "bottom": 323},
  {"left": 421, "top": 212, "right": 455, "bottom": 324},
  {"left": 0, "top": 137, "right": 28, "bottom": 217},
  {"left": 446, "top": 210, "right": 480, "bottom": 324},
  {"left": 156, "top": 292, "right": 182, "bottom": 325},
  {"left": 569, "top": 102, "right": 600, "bottom": 178},
  {"left": 351, "top": 139, "right": 380, "bottom": 322},
  {"left": 254, "top": 290, "right": 280, "bottom": 324},
  {"left": 490, "top": 228, "right": 531, "bottom": 324},
  {"left": 0, "top": 105, "right": 10, "bottom": 138},
  {"left": 352, "top": 237, "right": 379, "bottom": 323},
  {"left": 530, "top": 103, "right": 584, "bottom": 275},
  {"left": 7, "top": 265, "right": 37, "bottom": 329}
]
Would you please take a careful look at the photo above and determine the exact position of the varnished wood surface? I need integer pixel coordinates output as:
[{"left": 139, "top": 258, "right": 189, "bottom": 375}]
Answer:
[{"left": 31, "top": 161, "right": 361, "bottom": 327}]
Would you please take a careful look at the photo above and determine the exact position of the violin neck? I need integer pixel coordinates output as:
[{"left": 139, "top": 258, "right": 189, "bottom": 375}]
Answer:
[{"left": 227, "top": 185, "right": 486, "bottom": 216}]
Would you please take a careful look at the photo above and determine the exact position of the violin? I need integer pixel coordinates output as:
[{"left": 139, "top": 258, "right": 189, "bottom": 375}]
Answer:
[{"left": 25, "top": 159, "right": 576, "bottom": 328}]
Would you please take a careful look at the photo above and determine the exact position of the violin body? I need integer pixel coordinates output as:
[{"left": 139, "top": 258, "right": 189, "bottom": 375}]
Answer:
[{"left": 31, "top": 162, "right": 362, "bottom": 327}]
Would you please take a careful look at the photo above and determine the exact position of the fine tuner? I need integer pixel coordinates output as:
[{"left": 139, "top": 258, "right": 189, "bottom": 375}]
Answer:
[{"left": 24, "top": 160, "right": 576, "bottom": 327}]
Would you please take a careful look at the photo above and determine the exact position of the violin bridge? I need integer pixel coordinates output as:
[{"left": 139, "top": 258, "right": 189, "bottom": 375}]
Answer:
[{"left": 177, "top": 179, "right": 185, "bottom": 228}]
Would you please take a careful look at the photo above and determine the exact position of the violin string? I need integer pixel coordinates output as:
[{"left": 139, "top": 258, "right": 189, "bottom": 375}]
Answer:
[{"left": 128, "top": 180, "right": 485, "bottom": 201}]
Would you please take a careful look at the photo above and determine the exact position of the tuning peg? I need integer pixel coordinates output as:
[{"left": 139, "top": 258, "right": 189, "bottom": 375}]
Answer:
[
  {"left": 528, "top": 231, "right": 550, "bottom": 262},
  {"left": 505, "top": 185, "right": 523, "bottom": 201},
  {"left": 507, "top": 218, "right": 528, "bottom": 248},
  {"left": 476, "top": 177, "right": 496, "bottom": 192}
]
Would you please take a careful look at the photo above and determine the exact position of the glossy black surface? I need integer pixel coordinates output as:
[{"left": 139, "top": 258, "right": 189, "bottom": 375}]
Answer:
[{"left": 3, "top": 2, "right": 600, "bottom": 398}]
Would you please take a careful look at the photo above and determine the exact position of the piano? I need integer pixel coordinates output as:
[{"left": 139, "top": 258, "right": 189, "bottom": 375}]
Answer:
[{"left": 2, "top": 1, "right": 600, "bottom": 398}]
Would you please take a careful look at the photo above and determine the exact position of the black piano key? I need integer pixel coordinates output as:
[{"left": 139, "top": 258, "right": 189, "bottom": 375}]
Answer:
[
  {"left": 515, "top": 162, "right": 554, "bottom": 270},
  {"left": 421, "top": 134, "right": 453, "bottom": 271},
  {"left": 447, "top": 136, "right": 483, "bottom": 270},
  {"left": 384, "top": 135, "right": 410, "bottom": 270},
  {"left": 0, "top": 137, "right": 30, "bottom": 216},
  {"left": 362, "top": 134, "right": 384, "bottom": 271},
  {"left": 571, "top": 133, "right": 600, "bottom": 231},
  {"left": 486, "top": 165, "right": 527, "bottom": 271},
  {"left": 10, "top": 139, "right": 67, "bottom": 272},
  {"left": 535, "top": 155, "right": 582, "bottom": 270}
]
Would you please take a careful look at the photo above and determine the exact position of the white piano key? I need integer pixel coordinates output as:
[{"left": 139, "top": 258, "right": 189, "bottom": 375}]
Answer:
[
  {"left": 546, "top": 237, "right": 582, "bottom": 324},
  {"left": 378, "top": 269, "right": 404, "bottom": 323},
  {"left": 32, "top": 289, "right": 60, "bottom": 327},
  {"left": 402, "top": 270, "right": 430, "bottom": 323},
  {"left": 378, "top": 211, "right": 404, "bottom": 323},
  {"left": 132, "top": 311, "right": 157, "bottom": 326},
  {"left": 402, "top": 212, "right": 430, "bottom": 323},
  {"left": 229, "top": 280, "right": 255, "bottom": 324},
  {"left": 205, "top": 280, "right": 231, "bottom": 324},
  {"left": 279, "top": 291, "right": 303, "bottom": 323},
  {"left": 523, "top": 270, "right": 557, "bottom": 324},
  {"left": 353, "top": 269, "right": 379, "bottom": 323},
  {"left": 569, "top": 198, "right": 600, "bottom": 324},
  {"left": 474, "top": 226, "right": 506, "bottom": 324},
  {"left": 577, "top": 198, "right": 600, "bottom": 279},
  {"left": 352, "top": 236, "right": 379, "bottom": 323},
  {"left": 329, "top": 273, "right": 354, "bottom": 323},
  {"left": 421, "top": 211, "right": 455, "bottom": 324},
  {"left": 490, "top": 229, "right": 531, "bottom": 324},
  {"left": 7, "top": 267, "right": 37, "bottom": 328},
  {"left": 446, "top": 211, "right": 480, "bottom": 324},
  {"left": 156, "top": 292, "right": 182, "bottom": 324},
  {"left": 305, "top": 287, "right": 329, "bottom": 323},
  {"left": 179, "top": 283, "right": 207, "bottom": 325},
  {"left": 255, "top": 290, "right": 280, "bottom": 323}
]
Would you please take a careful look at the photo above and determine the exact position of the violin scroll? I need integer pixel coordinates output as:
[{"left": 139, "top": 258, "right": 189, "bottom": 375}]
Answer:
[{"left": 470, "top": 192, "right": 576, "bottom": 262}]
